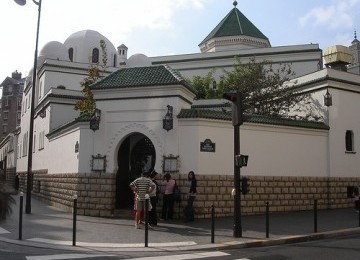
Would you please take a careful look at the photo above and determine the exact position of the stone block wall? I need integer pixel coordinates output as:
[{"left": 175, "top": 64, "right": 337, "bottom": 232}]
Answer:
[
  {"left": 16, "top": 171, "right": 358, "bottom": 219},
  {"left": 18, "top": 171, "right": 116, "bottom": 217}
]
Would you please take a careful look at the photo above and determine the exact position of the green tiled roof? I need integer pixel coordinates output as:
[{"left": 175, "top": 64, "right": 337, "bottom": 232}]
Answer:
[
  {"left": 200, "top": 7, "right": 269, "bottom": 45},
  {"left": 90, "top": 65, "right": 195, "bottom": 93},
  {"left": 177, "top": 109, "right": 329, "bottom": 130}
]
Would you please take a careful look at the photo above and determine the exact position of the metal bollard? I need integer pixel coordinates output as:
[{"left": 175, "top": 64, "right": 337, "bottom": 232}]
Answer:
[
  {"left": 19, "top": 192, "right": 23, "bottom": 240},
  {"left": 211, "top": 205, "right": 215, "bottom": 243},
  {"left": 144, "top": 195, "right": 149, "bottom": 247},
  {"left": 314, "top": 199, "right": 318, "bottom": 233},
  {"left": 266, "top": 202, "right": 269, "bottom": 238},
  {"left": 72, "top": 194, "right": 77, "bottom": 246}
]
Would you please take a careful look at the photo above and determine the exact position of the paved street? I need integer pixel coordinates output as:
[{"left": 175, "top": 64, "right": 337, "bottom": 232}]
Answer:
[{"left": 1, "top": 194, "right": 360, "bottom": 255}]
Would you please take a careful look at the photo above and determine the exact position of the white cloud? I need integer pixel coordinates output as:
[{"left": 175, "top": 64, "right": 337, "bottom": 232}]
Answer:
[{"left": 299, "top": 0, "right": 359, "bottom": 29}]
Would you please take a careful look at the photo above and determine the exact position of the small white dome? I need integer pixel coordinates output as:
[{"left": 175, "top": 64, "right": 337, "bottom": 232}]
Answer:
[
  {"left": 39, "top": 41, "right": 70, "bottom": 62},
  {"left": 127, "top": 53, "right": 152, "bottom": 67},
  {"left": 64, "top": 30, "right": 118, "bottom": 66}
]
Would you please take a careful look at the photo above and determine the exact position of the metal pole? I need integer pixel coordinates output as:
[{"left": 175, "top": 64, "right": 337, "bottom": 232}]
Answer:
[
  {"left": 266, "top": 202, "right": 269, "bottom": 238},
  {"left": 72, "top": 195, "right": 77, "bottom": 246},
  {"left": 234, "top": 124, "right": 242, "bottom": 237},
  {"left": 211, "top": 205, "right": 215, "bottom": 243},
  {"left": 19, "top": 192, "right": 23, "bottom": 240},
  {"left": 145, "top": 197, "right": 149, "bottom": 247},
  {"left": 314, "top": 199, "right": 318, "bottom": 233},
  {"left": 24, "top": 0, "right": 42, "bottom": 215},
  {"left": 358, "top": 202, "right": 360, "bottom": 227}
]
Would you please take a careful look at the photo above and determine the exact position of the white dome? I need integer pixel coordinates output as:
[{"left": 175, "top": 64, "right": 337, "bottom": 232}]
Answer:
[
  {"left": 39, "top": 41, "right": 70, "bottom": 62},
  {"left": 127, "top": 53, "right": 152, "bottom": 67},
  {"left": 64, "top": 30, "right": 118, "bottom": 66}
]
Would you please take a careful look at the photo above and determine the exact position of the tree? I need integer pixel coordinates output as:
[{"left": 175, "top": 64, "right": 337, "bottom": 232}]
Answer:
[
  {"left": 190, "top": 70, "right": 220, "bottom": 99},
  {"left": 189, "top": 57, "right": 322, "bottom": 121},
  {"left": 74, "top": 40, "right": 108, "bottom": 118}
]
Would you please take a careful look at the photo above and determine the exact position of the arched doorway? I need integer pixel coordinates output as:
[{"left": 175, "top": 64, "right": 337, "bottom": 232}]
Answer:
[{"left": 116, "top": 133, "right": 156, "bottom": 209}]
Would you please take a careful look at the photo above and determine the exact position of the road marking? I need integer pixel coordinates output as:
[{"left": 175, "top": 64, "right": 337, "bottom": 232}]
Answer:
[
  {"left": 0, "top": 227, "right": 10, "bottom": 234},
  {"left": 27, "top": 238, "right": 197, "bottom": 247},
  {"left": 130, "top": 251, "right": 230, "bottom": 259},
  {"left": 26, "top": 254, "right": 115, "bottom": 260}
]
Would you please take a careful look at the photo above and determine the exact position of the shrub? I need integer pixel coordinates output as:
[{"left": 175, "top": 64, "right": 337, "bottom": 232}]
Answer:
[{"left": 0, "top": 183, "right": 15, "bottom": 220}]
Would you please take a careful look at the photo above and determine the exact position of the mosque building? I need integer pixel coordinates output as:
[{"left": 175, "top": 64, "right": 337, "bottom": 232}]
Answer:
[{"left": 1, "top": 2, "right": 360, "bottom": 218}]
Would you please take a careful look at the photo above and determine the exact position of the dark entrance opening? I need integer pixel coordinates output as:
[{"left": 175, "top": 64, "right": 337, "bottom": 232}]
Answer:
[{"left": 116, "top": 133, "right": 156, "bottom": 209}]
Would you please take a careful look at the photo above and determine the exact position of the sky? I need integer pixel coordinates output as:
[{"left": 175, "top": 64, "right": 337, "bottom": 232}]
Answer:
[{"left": 0, "top": 0, "right": 359, "bottom": 83}]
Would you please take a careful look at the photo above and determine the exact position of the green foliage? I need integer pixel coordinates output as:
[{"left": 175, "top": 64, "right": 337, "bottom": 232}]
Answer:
[
  {"left": 0, "top": 183, "right": 15, "bottom": 220},
  {"left": 74, "top": 40, "right": 108, "bottom": 118},
  {"left": 190, "top": 70, "right": 220, "bottom": 99},
  {"left": 188, "top": 57, "right": 321, "bottom": 121}
]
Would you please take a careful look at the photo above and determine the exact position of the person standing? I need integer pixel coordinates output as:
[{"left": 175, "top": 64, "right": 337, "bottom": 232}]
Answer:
[
  {"left": 161, "top": 173, "right": 175, "bottom": 220},
  {"left": 184, "top": 171, "right": 197, "bottom": 222},
  {"left": 354, "top": 186, "right": 360, "bottom": 212},
  {"left": 148, "top": 170, "right": 159, "bottom": 226},
  {"left": 130, "top": 172, "right": 155, "bottom": 229}
]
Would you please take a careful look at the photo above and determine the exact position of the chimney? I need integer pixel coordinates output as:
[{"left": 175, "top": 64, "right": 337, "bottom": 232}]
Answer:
[{"left": 12, "top": 70, "right": 22, "bottom": 80}]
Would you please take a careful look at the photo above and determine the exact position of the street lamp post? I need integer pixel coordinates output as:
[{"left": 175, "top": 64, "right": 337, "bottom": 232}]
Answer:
[{"left": 15, "top": 0, "right": 43, "bottom": 214}]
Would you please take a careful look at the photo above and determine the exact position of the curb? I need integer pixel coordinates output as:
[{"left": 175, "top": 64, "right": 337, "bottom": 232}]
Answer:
[
  {"left": 1, "top": 227, "right": 360, "bottom": 252},
  {"left": 215, "top": 227, "right": 360, "bottom": 250}
]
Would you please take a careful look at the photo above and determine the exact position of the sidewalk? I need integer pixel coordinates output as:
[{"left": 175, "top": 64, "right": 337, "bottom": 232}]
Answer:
[{"left": 1, "top": 194, "right": 360, "bottom": 252}]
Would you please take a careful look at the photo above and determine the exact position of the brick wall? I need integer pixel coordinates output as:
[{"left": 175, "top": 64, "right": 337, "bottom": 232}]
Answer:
[{"left": 16, "top": 172, "right": 358, "bottom": 219}]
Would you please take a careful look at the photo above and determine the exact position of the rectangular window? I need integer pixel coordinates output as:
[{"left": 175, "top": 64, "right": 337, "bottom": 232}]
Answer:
[
  {"left": 345, "top": 130, "right": 354, "bottom": 152},
  {"left": 39, "top": 131, "right": 45, "bottom": 150},
  {"left": 3, "top": 112, "right": 8, "bottom": 120},
  {"left": 9, "top": 136, "right": 14, "bottom": 151},
  {"left": 5, "top": 99, "right": 8, "bottom": 107},
  {"left": 22, "top": 132, "right": 28, "bottom": 157},
  {"left": 2, "top": 125, "right": 7, "bottom": 133}
]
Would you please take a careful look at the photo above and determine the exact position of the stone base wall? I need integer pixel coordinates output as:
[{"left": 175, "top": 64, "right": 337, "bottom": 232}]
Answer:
[
  {"left": 17, "top": 171, "right": 116, "bottom": 217},
  {"left": 4, "top": 168, "right": 17, "bottom": 189},
  {"left": 16, "top": 171, "right": 358, "bottom": 219}
]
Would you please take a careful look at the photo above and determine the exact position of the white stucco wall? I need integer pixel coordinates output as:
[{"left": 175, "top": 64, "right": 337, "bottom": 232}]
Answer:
[
  {"left": 328, "top": 87, "right": 360, "bottom": 177},
  {"left": 45, "top": 127, "right": 83, "bottom": 174},
  {"left": 179, "top": 119, "right": 328, "bottom": 177}
]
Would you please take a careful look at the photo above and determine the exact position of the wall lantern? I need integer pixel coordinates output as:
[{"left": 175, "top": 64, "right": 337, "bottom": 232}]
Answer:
[
  {"left": 324, "top": 89, "right": 332, "bottom": 107},
  {"left": 39, "top": 109, "right": 46, "bottom": 118},
  {"left": 91, "top": 154, "right": 106, "bottom": 172},
  {"left": 90, "top": 108, "right": 101, "bottom": 131},
  {"left": 163, "top": 154, "right": 178, "bottom": 173},
  {"left": 74, "top": 141, "right": 79, "bottom": 153},
  {"left": 163, "top": 105, "right": 173, "bottom": 131}
]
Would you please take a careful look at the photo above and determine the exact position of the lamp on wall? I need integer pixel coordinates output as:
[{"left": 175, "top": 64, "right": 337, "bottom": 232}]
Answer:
[
  {"left": 74, "top": 141, "right": 79, "bottom": 153},
  {"left": 163, "top": 105, "right": 173, "bottom": 131},
  {"left": 324, "top": 89, "right": 333, "bottom": 107},
  {"left": 39, "top": 108, "right": 46, "bottom": 118},
  {"left": 90, "top": 108, "right": 101, "bottom": 131}
]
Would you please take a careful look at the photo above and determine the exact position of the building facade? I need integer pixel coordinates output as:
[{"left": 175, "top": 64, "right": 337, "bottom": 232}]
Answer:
[{"left": 2, "top": 3, "right": 360, "bottom": 218}]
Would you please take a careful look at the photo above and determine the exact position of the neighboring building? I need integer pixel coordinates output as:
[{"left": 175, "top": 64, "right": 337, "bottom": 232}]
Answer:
[
  {"left": 0, "top": 71, "right": 23, "bottom": 141},
  {"left": 0, "top": 70, "right": 23, "bottom": 183},
  {"left": 3, "top": 2, "right": 360, "bottom": 218}
]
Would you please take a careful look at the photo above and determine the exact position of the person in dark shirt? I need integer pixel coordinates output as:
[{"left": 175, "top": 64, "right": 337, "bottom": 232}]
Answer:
[{"left": 184, "top": 171, "right": 197, "bottom": 222}]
